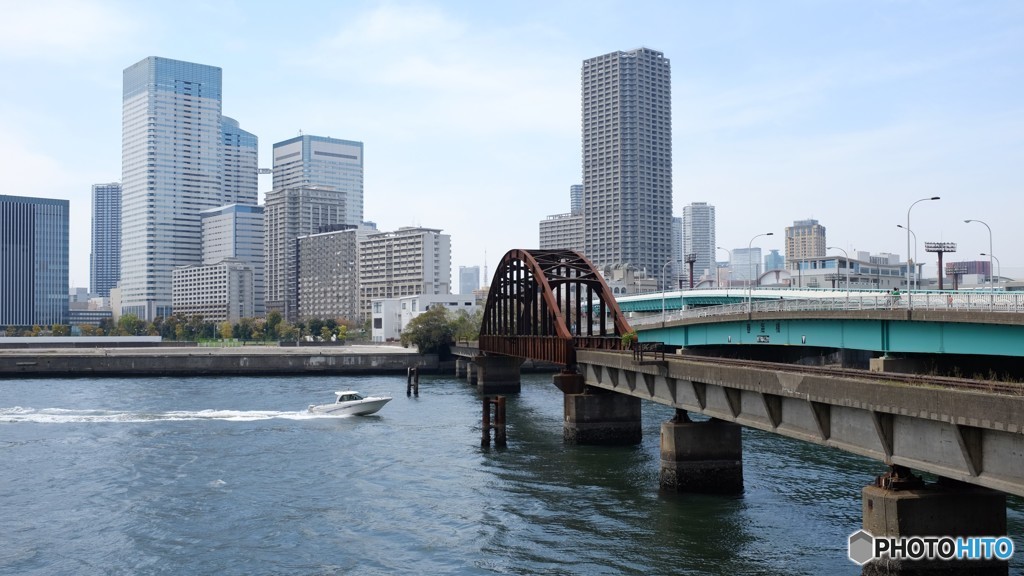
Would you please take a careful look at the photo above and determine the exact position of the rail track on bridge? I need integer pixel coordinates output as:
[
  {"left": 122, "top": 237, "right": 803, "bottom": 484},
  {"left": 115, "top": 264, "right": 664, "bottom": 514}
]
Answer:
[{"left": 640, "top": 353, "right": 1024, "bottom": 396}]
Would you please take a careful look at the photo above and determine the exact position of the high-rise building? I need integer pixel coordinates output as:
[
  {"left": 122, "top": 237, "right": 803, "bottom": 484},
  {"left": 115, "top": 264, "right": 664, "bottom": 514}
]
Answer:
[
  {"left": 172, "top": 259, "right": 254, "bottom": 323},
  {"left": 358, "top": 227, "right": 451, "bottom": 319},
  {"left": 272, "top": 135, "right": 364, "bottom": 227},
  {"left": 120, "top": 56, "right": 256, "bottom": 320},
  {"left": 200, "top": 204, "right": 265, "bottom": 315},
  {"left": 459, "top": 266, "right": 480, "bottom": 295},
  {"left": 785, "top": 219, "right": 826, "bottom": 265},
  {"left": 764, "top": 249, "right": 785, "bottom": 272},
  {"left": 0, "top": 195, "right": 69, "bottom": 328},
  {"left": 569, "top": 184, "right": 583, "bottom": 215},
  {"left": 538, "top": 185, "right": 585, "bottom": 253},
  {"left": 90, "top": 182, "right": 121, "bottom": 297},
  {"left": 682, "top": 202, "right": 716, "bottom": 286},
  {"left": 297, "top": 227, "right": 360, "bottom": 323},
  {"left": 731, "top": 247, "right": 763, "bottom": 284},
  {"left": 264, "top": 187, "right": 355, "bottom": 321},
  {"left": 581, "top": 48, "right": 673, "bottom": 284},
  {"left": 671, "top": 216, "right": 683, "bottom": 288}
]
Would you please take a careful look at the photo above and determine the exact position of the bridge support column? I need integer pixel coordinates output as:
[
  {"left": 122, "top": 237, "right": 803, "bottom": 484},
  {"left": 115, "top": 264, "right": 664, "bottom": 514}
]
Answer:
[
  {"left": 861, "top": 478, "right": 1008, "bottom": 575},
  {"left": 474, "top": 356, "right": 522, "bottom": 394},
  {"left": 455, "top": 358, "right": 465, "bottom": 378},
  {"left": 563, "top": 391, "right": 641, "bottom": 445},
  {"left": 466, "top": 362, "right": 478, "bottom": 385},
  {"left": 659, "top": 416, "right": 743, "bottom": 494}
]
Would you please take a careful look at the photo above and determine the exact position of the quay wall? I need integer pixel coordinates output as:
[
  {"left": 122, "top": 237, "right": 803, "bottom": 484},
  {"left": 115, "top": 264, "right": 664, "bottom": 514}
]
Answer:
[{"left": 0, "top": 348, "right": 438, "bottom": 378}]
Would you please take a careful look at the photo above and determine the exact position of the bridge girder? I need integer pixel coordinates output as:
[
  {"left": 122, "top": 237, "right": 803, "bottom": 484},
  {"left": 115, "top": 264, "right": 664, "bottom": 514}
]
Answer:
[{"left": 479, "top": 249, "right": 632, "bottom": 365}]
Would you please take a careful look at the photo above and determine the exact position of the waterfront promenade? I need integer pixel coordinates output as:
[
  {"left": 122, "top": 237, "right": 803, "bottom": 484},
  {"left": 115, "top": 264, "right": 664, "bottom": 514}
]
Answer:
[{"left": 0, "top": 344, "right": 431, "bottom": 377}]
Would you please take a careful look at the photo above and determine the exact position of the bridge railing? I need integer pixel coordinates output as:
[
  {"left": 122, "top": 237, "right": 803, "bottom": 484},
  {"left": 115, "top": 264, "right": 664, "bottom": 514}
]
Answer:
[{"left": 627, "top": 292, "right": 1024, "bottom": 327}]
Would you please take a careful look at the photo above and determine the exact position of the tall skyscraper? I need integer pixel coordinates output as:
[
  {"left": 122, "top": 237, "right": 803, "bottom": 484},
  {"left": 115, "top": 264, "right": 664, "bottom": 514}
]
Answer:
[
  {"left": 671, "top": 216, "right": 683, "bottom": 288},
  {"left": 581, "top": 48, "right": 673, "bottom": 283},
  {"left": 272, "top": 135, "right": 364, "bottom": 227},
  {"left": 0, "top": 195, "right": 69, "bottom": 328},
  {"left": 90, "top": 182, "right": 121, "bottom": 297},
  {"left": 785, "top": 219, "right": 827, "bottom": 264},
  {"left": 569, "top": 184, "right": 583, "bottom": 215},
  {"left": 732, "top": 247, "right": 763, "bottom": 284},
  {"left": 120, "top": 56, "right": 256, "bottom": 320},
  {"left": 682, "top": 202, "right": 716, "bottom": 286}
]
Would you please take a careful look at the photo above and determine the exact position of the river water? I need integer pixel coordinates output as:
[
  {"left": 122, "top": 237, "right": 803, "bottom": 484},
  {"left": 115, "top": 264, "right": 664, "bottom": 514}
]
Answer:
[{"left": 1, "top": 373, "right": 1020, "bottom": 575}]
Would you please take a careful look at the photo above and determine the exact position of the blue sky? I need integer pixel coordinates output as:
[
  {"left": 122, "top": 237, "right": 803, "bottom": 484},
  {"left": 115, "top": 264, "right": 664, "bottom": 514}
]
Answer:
[{"left": 1, "top": 0, "right": 1022, "bottom": 289}]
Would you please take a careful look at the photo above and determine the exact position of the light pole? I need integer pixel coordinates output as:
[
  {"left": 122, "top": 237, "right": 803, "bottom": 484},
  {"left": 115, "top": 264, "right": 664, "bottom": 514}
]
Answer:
[
  {"left": 716, "top": 246, "right": 731, "bottom": 288},
  {"left": 896, "top": 224, "right": 919, "bottom": 289},
  {"left": 906, "top": 197, "right": 939, "bottom": 290},
  {"left": 964, "top": 219, "right": 994, "bottom": 291},
  {"left": 661, "top": 260, "right": 673, "bottom": 325},
  {"left": 747, "top": 232, "right": 773, "bottom": 313},
  {"left": 827, "top": 246, "right": 850, "bottom": 303},
  {"left": 980, "top": 253, "right": 1001, "bottom": 286}
]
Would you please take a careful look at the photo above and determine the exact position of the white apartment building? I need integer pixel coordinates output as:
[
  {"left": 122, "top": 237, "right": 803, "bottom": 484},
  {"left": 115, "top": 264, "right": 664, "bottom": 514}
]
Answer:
[
  {"left": 171, "top": 258, "right": 255, "bottom": 323},
  {"left": 359, "top": 227, "right": 452, "bottom": 319}
]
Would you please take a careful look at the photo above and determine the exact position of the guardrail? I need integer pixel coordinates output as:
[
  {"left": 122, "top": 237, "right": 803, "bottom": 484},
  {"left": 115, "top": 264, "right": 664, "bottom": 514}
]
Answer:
[{"left": 628, "top": 292, "right": 1024, "bottom": 327}]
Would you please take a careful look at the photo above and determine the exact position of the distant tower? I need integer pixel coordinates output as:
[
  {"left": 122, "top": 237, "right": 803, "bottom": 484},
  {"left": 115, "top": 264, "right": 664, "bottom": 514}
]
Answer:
[
  {"left": 272, "top": 135, "right": 364, "bottom": 226},
  {"left": 785, "top": 219, "right": 827, "bottom": 263},
  {"left": 90, "top": 182, "right": 121, "bottom": 297},
  {"left": 569, "top": 184, "right": 583, "bottom": 215},
  {"left": 582, "top": 48, "right": 672, "bottom": 284},
  {"left": 682, "top": 202, "right": 716, "bottom": 285},
  {"left": 459, "top": 266, "right": 481, "bottom": 295}
]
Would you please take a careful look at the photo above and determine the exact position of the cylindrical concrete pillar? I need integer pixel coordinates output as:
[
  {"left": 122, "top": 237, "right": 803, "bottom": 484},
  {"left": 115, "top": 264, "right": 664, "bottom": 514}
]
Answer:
[{"left": 659, "top": 418, "right": 743, "bottom": 494}]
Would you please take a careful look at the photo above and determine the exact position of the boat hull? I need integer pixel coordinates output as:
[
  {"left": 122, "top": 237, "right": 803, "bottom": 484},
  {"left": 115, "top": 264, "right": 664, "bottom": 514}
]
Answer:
[{"left": 308, "top": 397, "right": 392, "bottom": 416}]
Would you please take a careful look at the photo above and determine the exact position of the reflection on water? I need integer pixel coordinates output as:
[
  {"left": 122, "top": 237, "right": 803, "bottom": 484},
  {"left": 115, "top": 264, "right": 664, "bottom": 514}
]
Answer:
[{"left": 0, "top": 373, "right": 1020, "bottom": 575}]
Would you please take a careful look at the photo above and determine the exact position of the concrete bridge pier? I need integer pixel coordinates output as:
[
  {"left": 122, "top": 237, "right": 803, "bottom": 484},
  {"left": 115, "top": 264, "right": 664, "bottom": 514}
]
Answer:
[
  {"left": 455, "top": 358, "right": 465, "bottom": 378},
  {"left": 466, "top": 361, "right": 478, "bottom": 385},
  {"left": 473, "top": 356, "right": 522, "bottom": 394},
  {"left": 563, "top": 389, "right": 641, "bottom": 445},
  {"left": 860, "top": 471, "right": 1008, "bottom": 575},
  {"left": 659, "top": 414, "right": 743, "bottom": 494}
]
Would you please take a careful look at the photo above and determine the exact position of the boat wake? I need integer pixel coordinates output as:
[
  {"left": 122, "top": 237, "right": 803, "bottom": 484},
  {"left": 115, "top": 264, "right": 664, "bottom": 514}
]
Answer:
[{"left": 0, "top": 406, "right": 326, "bottom": 424}]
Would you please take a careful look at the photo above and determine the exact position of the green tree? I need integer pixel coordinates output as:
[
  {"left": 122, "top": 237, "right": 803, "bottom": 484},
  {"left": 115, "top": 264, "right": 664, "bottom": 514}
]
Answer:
[
  {"left": 451, "top": 309, "right": 483, "bottom": 344},
  {"left": 400, "top": 306, "right": 454, "bottom": 355},
  {"left": 266, "top": 311, "right": 282, "bottom": 340},
  {"left": 51, "top": 324, "right": 71, "bottom": 336},
  {"left": 219, "top": 321, "right": 233, "bottom": 340},
  {"left": 117, "top": 314, "right": 146, "bottom": 336}
]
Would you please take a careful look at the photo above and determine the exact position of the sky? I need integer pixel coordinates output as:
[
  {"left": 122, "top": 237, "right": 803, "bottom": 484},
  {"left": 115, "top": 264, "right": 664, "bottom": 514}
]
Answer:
[{"left": 1, "top": 0, "right": 1022, "bottom": 290}]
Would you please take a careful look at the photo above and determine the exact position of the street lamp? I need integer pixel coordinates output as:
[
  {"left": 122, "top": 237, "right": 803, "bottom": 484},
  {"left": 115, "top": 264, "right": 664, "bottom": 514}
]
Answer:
[
  {"left": 827, "top": 246, "right": 850, "bottom": 302},
  {"left": 747, "top": 232, "right": 773, "bottom": 313},
  {"left": 906, "top": 197, "right": 939, "bottom": 290},
  {"left": 661, "top": 260, "right": 673, "bottom": 325},
  {"left": 980, "top": 253, "right": 1001, "bottom": 286},
  {"left": 896, "top": 224, "right": 920, "bottom": 289},
  {"left": 716, "top": 246, "right": 731, "bottom": 288},
  {"left": 964, "top": 219, "right": 994, "bottom": 291}
]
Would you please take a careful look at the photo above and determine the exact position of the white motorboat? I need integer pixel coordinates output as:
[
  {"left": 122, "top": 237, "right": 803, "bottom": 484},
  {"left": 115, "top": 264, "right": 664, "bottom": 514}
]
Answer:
[{"left": 308, "top": 390, "right": 392, "bottom": 416}]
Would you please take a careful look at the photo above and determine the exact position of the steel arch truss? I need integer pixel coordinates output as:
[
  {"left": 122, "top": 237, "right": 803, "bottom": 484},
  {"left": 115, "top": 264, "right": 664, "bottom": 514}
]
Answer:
[{"left": 479, "top": 249, "right": 632, "bottom": 366}]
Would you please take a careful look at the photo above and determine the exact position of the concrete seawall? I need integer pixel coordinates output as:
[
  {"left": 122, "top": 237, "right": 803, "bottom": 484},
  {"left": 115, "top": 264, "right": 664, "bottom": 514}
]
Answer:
[{"left": 0, "top": 346, "right": 438, "bottom": 378}]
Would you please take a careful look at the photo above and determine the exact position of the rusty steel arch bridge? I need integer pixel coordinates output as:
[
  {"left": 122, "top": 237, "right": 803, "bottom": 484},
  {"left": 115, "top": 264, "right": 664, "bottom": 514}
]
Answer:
[{"left": 478, "top": 249, "right": 632, "bottom": 367}]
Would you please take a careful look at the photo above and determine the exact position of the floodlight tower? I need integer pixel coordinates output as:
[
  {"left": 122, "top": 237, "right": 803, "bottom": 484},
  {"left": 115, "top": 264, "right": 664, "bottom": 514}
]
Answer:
[
  {"left": 684, "top": 253, "right": 697, "bottom": 289},
  {"left": 925, "top": 242, "right": 956, "bottom": 291}
]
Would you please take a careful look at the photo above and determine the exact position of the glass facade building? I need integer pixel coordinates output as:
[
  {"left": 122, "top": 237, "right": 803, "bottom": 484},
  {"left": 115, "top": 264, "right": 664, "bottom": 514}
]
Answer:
[
  {"left": 272, "top": 135, "right": 364, "bottom": 227},
  {"left": 200, "top": 204, "right": 265, "bottom": 316},
  {"left": 682, "top": 202, "right": 716, "bottom": 285},
  {"left": 581, "top": 48, "right": 673, "bottom": 285},
  {"left": 90, "top": 182, "right": 121, "bottom": 297},
  {"left": 0, "top": 195, "right": 69, "bottom": 328},
  {"left": 121, "top": 56, "right": 257, "bottom": 320}
]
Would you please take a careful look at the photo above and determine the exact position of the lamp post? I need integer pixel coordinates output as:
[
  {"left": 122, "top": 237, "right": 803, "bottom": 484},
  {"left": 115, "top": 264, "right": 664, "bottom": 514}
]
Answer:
[
  {"left": 661, "top": 260, "right": 674, "bottom": 325},
  {"left": 964, "top": 219, "right": 994, "bottom": 291},
  {"left": 980, "top": 253, "right": 1001, "bottom": 286},
  {"left": 826, "top": 246, "right": 850, "bottom": 303},
  {"left": 906, "top": 197, "right": 939, "bottom": 290},
  {"left": 747, "top": 232, "right": 773, "bottom": 313},
  {"left": 896, "top": 224, "right": 919, "bottom": 289},
  {"left": 716, "top": 246, "right": 731, "bottom": 288}
]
